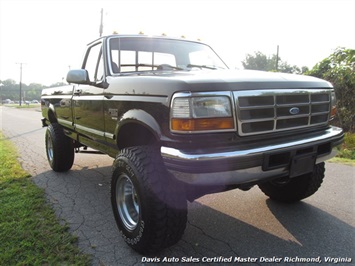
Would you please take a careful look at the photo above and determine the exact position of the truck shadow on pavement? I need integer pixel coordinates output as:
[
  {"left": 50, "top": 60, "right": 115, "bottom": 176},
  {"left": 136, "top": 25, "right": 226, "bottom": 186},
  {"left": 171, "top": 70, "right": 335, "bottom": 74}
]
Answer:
[
  {"left": 33, "top": 165, "right": 354, "bottom": 265},
  {"left": 165, "top": 199, "right": 354, "bottom": 263},
  {"left": 265, "top": 199, "right": 354, "bottom": 256}
]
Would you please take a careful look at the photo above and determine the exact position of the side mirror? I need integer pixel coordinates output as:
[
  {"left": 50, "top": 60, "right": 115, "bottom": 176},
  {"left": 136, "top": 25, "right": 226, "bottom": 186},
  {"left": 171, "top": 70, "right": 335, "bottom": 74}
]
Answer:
[{"left": 66, "top": 69, "right": 90, "bottom": 84}]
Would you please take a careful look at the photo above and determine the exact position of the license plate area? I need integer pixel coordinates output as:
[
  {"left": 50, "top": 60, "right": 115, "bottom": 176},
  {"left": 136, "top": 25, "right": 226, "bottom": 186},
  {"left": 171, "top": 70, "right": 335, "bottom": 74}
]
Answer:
[
  {"left": 263, "top": 146, "right": 317, "bottom": 177},
  {"left": 289, "top": 152, "right": 316, "bottom": 178}
]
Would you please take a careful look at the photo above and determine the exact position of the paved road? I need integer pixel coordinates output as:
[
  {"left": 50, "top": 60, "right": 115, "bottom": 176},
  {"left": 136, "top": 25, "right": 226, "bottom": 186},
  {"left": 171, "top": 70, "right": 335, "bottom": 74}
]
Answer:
[{"left": 1, "top": 106, "right": 354, "bottom": 265}]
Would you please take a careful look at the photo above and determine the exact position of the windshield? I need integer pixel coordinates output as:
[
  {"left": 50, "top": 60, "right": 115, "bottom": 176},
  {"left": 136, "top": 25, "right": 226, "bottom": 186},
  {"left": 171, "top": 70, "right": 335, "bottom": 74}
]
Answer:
[{"left": 108, "top": 36, "right": 228, "bottom": 74}]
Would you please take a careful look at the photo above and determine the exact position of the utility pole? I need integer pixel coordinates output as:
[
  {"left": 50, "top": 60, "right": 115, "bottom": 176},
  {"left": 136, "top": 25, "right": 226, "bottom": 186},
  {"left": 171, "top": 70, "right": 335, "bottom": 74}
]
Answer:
[
  {"left": 99, "top": 8, "right": 103, "bottom": 37},
  {"left": 275, "top": 45, "right": 279, "bottom": 72},
  {"left": 0, "top": 82, "right": 4, "bottom": 104},
  {"left": 16, "top": 62, "right": 25, "bottom": 106}
]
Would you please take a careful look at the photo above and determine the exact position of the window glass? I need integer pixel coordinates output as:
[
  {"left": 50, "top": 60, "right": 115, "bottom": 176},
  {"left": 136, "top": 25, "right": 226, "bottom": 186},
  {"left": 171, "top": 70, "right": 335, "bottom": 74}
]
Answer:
[
  {"left": 120, "top": 51, "right": 136, "bottom": 72},
  {"left": 84, "top": 43, "right": 102, "bottom": 82},
  {"left": 108, "top": 37, "right": 227, "bottom": 73},
  {"left": 96, "top": 54, "right": 104, "bottom": 81},
  {"left": 114, "top": 50, "right": 176, "bottom": 72},
  {"left": 190, "top": 50, "right": 217, "bottom": 67},
  {"left": 155, "top": 52, "right": 176, "bottom": 66}
]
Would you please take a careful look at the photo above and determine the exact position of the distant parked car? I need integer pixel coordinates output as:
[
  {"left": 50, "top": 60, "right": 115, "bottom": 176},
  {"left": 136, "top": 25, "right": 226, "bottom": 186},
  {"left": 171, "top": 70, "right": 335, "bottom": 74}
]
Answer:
[
  {"left": 32, "top": 100, "right": 39, "bottom": 104},
  {"left": 3, "top": 99, "right": 14, "bottom": 104}
]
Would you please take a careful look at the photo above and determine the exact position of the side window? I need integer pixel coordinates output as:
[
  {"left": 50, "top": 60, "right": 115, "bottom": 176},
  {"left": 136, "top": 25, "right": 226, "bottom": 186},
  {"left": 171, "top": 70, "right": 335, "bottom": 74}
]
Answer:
[{"left": 84, "top": 43, "right": 103, "bottom": 82}]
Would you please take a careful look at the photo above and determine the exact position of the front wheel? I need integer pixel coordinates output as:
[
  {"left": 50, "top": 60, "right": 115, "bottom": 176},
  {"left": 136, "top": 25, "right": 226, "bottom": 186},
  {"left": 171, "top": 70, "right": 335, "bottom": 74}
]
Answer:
[
  {"left": 45, "top": 123, "right": 74, "bottom": 172},
  {"left": 258, "top": 162, "right": 325, "bottom": 203},
  {"left": 111, "top": 146, "right": 187, "bottom": 254}
]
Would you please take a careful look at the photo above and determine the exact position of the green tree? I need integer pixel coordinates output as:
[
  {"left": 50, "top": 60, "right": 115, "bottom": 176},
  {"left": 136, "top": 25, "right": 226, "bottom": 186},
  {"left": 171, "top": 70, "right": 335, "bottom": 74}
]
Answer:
[
  {"left": 0, "top": 79, "right": 18, "bottom": 101},
  {"left": 242, "top": 51, "right": 308, "bottom": 74},
  {"left": 0, "top": 79, "right": 45, "bottom": 102},
  {"left": 307, "top": 47, "right": 355, "bottom": 132},
  {"left": 25, "top": 83, "right": 45, "bottom": 100},
  {"left": 242, "top": 51, "right": 275, "bottom": 71}
]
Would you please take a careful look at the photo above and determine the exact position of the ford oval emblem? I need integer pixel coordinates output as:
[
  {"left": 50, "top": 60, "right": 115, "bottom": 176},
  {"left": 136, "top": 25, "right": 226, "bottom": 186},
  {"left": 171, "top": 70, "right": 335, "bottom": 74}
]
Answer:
[{"left": 289, "top": 107, "right": 300, "bottom": 115}]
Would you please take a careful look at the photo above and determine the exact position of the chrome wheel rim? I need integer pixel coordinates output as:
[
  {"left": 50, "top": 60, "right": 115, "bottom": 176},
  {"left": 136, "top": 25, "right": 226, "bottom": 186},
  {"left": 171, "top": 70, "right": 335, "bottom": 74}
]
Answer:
[
  {"left": 116, "top": 174, "right": 140, "bottom": 231},
  {"left": 46, "top": 132, "right": 54, "bottom": 163}
]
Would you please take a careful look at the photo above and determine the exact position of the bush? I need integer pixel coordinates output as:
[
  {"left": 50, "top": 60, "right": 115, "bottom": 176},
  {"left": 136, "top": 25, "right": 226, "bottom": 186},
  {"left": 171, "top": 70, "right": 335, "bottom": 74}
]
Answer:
[
  {"left": 337, "top": 133, "right": 355, "bottom": 160},
  {"left": 307, "top": 48, "right": 355, "bottom": 132}
]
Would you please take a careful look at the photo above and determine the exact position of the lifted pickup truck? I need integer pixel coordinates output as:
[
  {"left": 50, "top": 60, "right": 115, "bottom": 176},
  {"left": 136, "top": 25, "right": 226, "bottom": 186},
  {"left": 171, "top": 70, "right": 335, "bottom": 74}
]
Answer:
[{"left": 41, "top": 35, "right": 343, "bottom": 254}]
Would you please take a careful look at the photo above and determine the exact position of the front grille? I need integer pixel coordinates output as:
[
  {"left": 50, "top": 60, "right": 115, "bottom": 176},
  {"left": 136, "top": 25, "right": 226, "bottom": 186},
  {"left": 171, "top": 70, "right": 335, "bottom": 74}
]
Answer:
[{"left": 234, "top": 89, "right": 331, "bottom": 136}]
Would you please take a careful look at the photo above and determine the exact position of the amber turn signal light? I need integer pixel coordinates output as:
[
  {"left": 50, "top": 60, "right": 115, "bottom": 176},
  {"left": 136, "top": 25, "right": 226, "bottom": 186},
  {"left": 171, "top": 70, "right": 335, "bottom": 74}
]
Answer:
[
  {"left": 171, "top": 117, "right": 234, "bottom": 132},
  {"left": 330, "top": 106, "right": 337, "bottom": 120}
]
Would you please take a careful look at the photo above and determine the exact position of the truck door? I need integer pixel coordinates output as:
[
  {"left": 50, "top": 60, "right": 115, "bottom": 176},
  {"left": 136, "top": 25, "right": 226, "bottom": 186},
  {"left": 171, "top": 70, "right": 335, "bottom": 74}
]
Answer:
[
  {"left": 51, "top": 84, "right": 75, "bottom": 130},
  {"left": 72, "top": 41, "right": 105, "bottom": 147}
]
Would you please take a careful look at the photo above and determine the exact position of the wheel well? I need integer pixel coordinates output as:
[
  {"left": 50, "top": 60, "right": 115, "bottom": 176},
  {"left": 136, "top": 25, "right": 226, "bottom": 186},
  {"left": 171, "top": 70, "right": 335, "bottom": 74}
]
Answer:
[
  {"left": 117, "top": 123, "right": 157, "bottom": 149},
  {"left": 48, "top": 109, "right": 58, "bottom": 123}
]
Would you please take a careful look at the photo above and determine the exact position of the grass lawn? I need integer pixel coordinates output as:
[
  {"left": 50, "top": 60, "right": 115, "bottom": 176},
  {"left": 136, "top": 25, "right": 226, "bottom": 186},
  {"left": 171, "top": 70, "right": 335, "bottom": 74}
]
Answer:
[
  {"left": 0, "top": 132, "right": 90, "bottom": 265},
  {"left": 330, "top": 132, "right": 355, "bottom": 166}
]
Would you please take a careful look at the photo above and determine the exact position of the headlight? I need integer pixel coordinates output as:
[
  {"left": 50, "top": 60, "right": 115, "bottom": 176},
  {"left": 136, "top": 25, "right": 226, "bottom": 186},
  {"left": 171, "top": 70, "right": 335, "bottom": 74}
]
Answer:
[{"left": 170, "top": 94, "right": 235, "bottom": 133}]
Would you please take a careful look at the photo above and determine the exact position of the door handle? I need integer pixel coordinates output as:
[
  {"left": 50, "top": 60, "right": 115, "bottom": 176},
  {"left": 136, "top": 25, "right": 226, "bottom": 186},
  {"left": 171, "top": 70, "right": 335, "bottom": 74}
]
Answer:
[{"left": 74, "top": 89, "right": 82, "bottom": 95}]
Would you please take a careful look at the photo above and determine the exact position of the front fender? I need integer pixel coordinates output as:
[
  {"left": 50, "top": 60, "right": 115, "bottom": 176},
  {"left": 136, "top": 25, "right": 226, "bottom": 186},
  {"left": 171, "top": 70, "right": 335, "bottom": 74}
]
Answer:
[
  {"left": 116, "top": 109, "right": 162, "bottom": 140},
  {"left": 45, "top": 102, "right": 57, "bottom": 123}
]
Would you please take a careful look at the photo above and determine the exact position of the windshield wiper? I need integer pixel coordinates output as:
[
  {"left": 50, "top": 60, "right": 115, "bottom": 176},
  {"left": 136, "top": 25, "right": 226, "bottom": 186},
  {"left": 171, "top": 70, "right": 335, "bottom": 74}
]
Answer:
[
  {"left": 157, "top": 64, "right": 183, "bottom": 70},
  {"left": 186, "top": 64, "right": 218, "bottom": 70},
  {"left": 121, "top": 63, "right": 183, "bottom": 71}
]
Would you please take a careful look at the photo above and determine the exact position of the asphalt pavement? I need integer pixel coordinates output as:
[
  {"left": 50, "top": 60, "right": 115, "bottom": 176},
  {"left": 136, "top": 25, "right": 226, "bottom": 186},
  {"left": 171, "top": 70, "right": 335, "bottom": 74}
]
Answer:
[{"left": 1, "top": 106, "right": 354, "bottom": 266}]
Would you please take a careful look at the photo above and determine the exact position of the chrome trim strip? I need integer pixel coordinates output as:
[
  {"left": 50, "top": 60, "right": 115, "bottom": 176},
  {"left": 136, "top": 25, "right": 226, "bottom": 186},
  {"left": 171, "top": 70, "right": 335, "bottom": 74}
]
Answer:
[
  {"left": 75, "top": 124, "right": 105, "bottom": 137},
  {"left": 161, "top": 127, "right": 343, "bottom": 163},
  {"left": 57, "top": 118, "right": 73, "bottom": 127},
  {"left": 105, "top": 132, "right": 115, "bottom": 139},
  {"left": 235, "top": 88, "right": 331, "bottom": 97},
  {"left": 105, "top": 95, "right": 167, "bottom": 103},
  {"left": 74, "top": 124, "right": 115, "bottom": 140}
]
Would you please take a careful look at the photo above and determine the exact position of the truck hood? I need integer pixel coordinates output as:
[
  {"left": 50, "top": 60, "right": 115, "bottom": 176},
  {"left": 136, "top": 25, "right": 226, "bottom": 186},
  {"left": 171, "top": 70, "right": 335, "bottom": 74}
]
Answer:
[
  {"left": 106, "top": 69, "right": 332, "bottom": 96},
  {"left": 159, "top": 69, "right": 331, "bottom": 88}
]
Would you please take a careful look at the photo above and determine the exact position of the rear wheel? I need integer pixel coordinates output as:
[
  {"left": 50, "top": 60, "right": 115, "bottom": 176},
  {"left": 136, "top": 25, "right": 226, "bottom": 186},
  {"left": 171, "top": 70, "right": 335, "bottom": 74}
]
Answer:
[
  {"left": 111, "top": 145, "right": 187, "bottom": 254},
  {"left": 45, "top": 123, "right": 74, "bottom": 172},
  {"left": 258, "top": 162, "right": 325, "bottom": 202}
]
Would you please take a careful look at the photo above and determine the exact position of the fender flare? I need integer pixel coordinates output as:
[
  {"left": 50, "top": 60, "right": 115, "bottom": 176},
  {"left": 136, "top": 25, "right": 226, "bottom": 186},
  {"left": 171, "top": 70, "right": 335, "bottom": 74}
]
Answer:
[
  {"left": 115, "top": 109, "right": 162, "bottom": 142},
  {"left": 47, "top": 103, "right": 58, "bottom": 123}
]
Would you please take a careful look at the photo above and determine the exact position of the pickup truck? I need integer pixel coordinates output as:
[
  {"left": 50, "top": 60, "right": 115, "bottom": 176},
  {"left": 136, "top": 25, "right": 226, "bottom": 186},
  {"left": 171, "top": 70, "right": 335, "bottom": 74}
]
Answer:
[{"left": 41, "top": 35, "right": 344, "bottom": 254}]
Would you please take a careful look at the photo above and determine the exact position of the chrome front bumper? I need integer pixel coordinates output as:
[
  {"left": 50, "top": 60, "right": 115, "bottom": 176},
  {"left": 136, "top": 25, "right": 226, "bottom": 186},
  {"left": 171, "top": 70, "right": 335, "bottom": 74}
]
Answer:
[{"left": 161, "top": 126, "right": 344, "bottom": 185}]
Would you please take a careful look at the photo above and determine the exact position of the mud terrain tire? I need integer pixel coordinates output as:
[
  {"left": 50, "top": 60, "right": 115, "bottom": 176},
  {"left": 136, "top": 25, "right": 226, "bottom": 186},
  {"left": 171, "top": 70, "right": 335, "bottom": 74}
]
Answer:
[
  {"left": 45, "top": 123, "right": 74, "bottom": 172},
  {"left": 111, "top": 145, "right": 187, "bottom": 254}
]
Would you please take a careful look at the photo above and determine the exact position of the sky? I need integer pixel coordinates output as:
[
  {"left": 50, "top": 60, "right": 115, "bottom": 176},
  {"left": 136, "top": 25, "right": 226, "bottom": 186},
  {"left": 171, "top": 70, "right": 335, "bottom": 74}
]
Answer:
[{"left": 0, "top": 0, "right": 354, "bottom": 86}]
